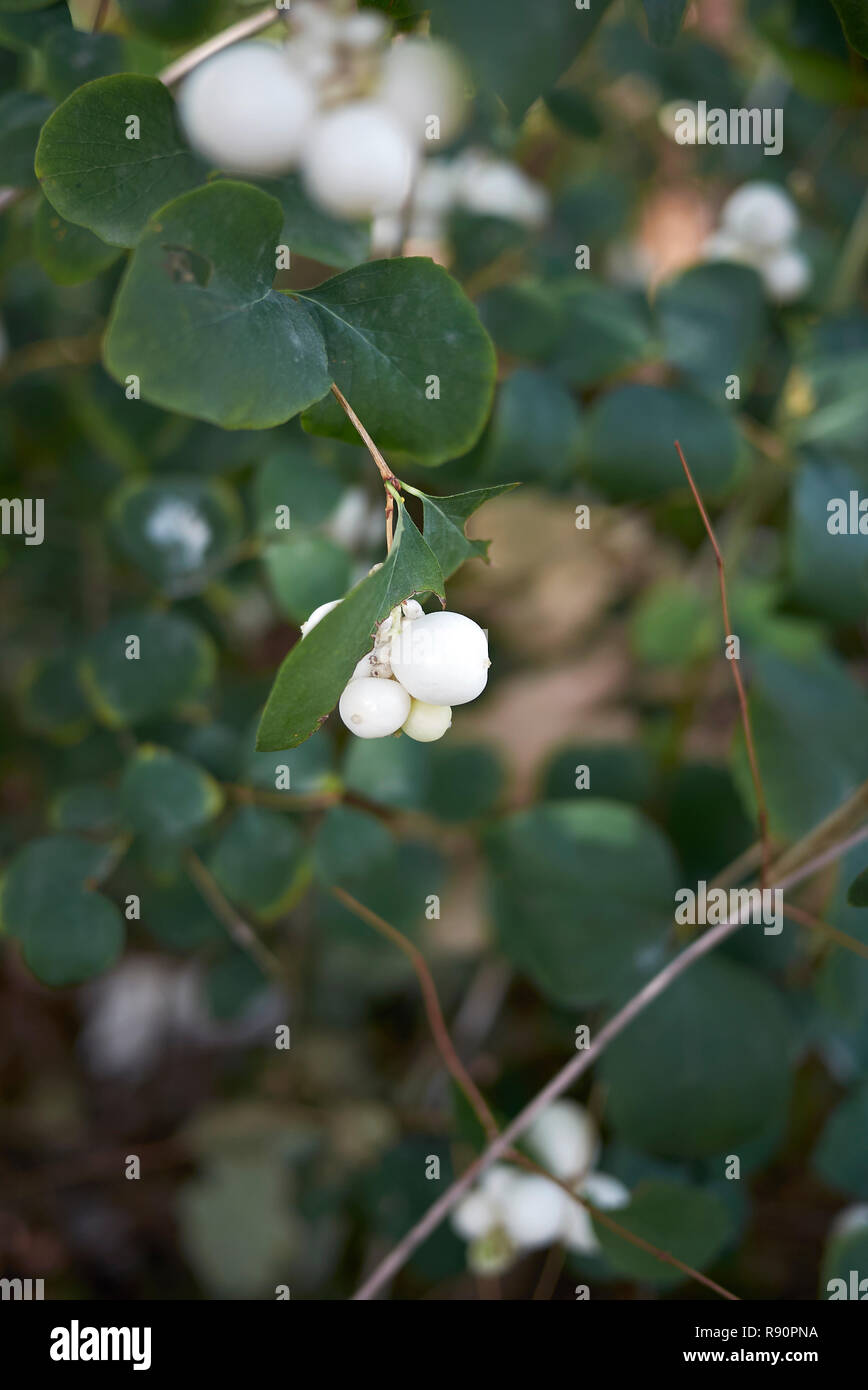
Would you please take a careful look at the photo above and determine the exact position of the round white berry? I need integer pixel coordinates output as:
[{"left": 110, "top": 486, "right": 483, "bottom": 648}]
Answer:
[
  {"left": 702, "top": 229, "right": 753, "bottom": 264},
  {"left": 390, "top": 610, "right": 489, "bottom": 706},
  {"left": 452, "top": 151, "right": 549, "bottom": 228},
  {"left": 302, "top": 100, "right": 417, "bottom": 218},
  {"left": 720, "top": 181, "right": 798, "bottom": 250},
  {"left": 526, "top": 1101, "right": 599, "bottom": 1181},
  {"left": 340, "top": 10, "right": 387, "bottom": 50},
  {"left": 401, "top": 599, "right": 424, "bottom": 621},
  {"left": 760, "top": 246, "right": 811, "bottom": 303},
  {"left": 339, "top": 676, "right": 410, "bottom": 738},
  {"left": 502, "top": 1174, "right": 568, "bottom": 1250},
  {"left": 300, "top": 598, "right": 341, "bottom": 637},
  {"left": 178, "top": 42, "right": 317, "bottom": 176},
  {"left": 378, "top": 38, "right": 467, "bottom": 146},
  {"left": 401, "top": 698, "right": 452, "bottom": 743}
]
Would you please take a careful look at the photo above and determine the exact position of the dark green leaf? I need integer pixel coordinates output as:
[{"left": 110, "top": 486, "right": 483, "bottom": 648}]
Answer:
[
  {"left": 33, "top": 195, "right": 123, "bottom": 285},
  {"left": 593, "top": 1180, "right": 732, "bottom": 1286},
  {"left": 79, "top": 610, "right": 216, "bottom": 727},
  {"left": 119, "top": 746, "right": 224, "bottom": 839},
  {"left": 42, "top": 28, "right": 124, "bottom": 101},
  {"left": 601, "top": 956, "right": 793, "bottom": 1157},
  {"left": 263, "top": 533, "right": 352, "bottom": 624},
  {"left": 108, "top": 475, "right": 244, "bottom": 593},
  {"left": 256, "top": 504, "right": 444, "bottom": 751},
  {"left": 104, "top": 181, "right": 331, "bottom": 429},
  {"left": 36, "top": 74, "right": 207, "bottom": 247},
  {"left": 299, "top": 258, "right": 496, "bottom": 465},
  {"left": 814, "top": 1082, "right": 868, "bottom": 1198},
  {"left": 847, "top": 868, "right": 868, "bottom": 908},
  {"left": 0, "top": 90, "right": 52, "bottom": 185},
  {"left": 657, "top": 262, "right": 767, "bottom": 400},
  {"left": 830, "top": 0, "right": 868, "bottom": 57},
  {"left": 403, "top": 482, "right": 518, "bottom": 579},
  {"left": 117, "top": 0, "right": 220, "bottom": 43},
  {"left": 486, "top": 800, "right": 679, "bottom": 1006},
  {"left": 257, "top": 171, "right": 370, "bottom": 269},
  {"left": 207, "top": 805, "right": 309, "bottom": 920}
]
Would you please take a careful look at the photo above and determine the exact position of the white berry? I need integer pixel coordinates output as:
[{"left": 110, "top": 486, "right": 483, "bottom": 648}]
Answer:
[
  {"left": 760, "top": 246, "right": 811, "bottom": 302},
  {"left": 300, "top": 598, "right": 341, "bottom": 637},
  {"left": 401, "top": 698, "right": 452, "bottom": 743},
  {"left": 302, "top": 101, "right": 417, "bottom": 218},
  {"left": 178, "top": 42, "right": 317, "bottom": 176},
  {"left": 390, "top": 610, "right": 489, "bottom": 706},
  {"left": 720, "top": 181, "right": 798, "bottom": 250},
  {"left": 378, "top": 38, "right": 467, "bottom": 146},
  {"left": 339, "top": 676, "right": 410, "bottom": 738},
  {"left": 452, "top": 150, "right": 549, "bottom": 228}
]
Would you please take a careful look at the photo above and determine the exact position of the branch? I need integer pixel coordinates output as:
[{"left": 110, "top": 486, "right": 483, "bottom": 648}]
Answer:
[
  {"left": 783, "top": 901, "right": 868, "bottom": 962},
  {"left": 330, "top": 384, "right": 401, "bottom": 552},
  {"left": 675, "top": 440, "right": 772, "bottom": 888},
  {"left": 334, "top": 885, "right": 739, "bottom": 1301},
  {"left": 352, "top": 817, "right": 868, "bottom": 1300},
  {"left": 186, "top": 850, "right": 290, "bottom": 990},
  {"left": 158, "top": 4, "right": 282, "bottom": 88}
]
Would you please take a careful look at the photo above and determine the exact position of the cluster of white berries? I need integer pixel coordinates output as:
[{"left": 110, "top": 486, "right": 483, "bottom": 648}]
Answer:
[
  {"left": 177, "top": 1, "right": 468, "bottom": 220},
  {"left": 301, "top": 597, "right": 490, "bottom": 743},
  {"left": 452, "top": 1101, "right": 630, "bottom": 1275},
  {"left": 703, "top": 181, "right": 811, "bottom": 303}
]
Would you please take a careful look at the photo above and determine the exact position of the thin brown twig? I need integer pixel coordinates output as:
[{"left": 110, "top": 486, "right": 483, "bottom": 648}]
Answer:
[
  {"left": 783, "top": 901, "right": 868, "bottom": 962},
  {"left": 186, "top": 850, "right": 290, "bottom": 990},
  {"left": 352, "top": 818, "right": 868, "bottom": 1300},
  {"left": 675, "top": 440, "right": 772, "bottom": 889},
  {"left": 332, "top": 885, "right": 740, "bottom": 1301},
  {"left": 92, "top": 0, "right": 111, "bottom": 32},
  {"left": 330, "top": 384, "right": 401, "bottom": 551}
]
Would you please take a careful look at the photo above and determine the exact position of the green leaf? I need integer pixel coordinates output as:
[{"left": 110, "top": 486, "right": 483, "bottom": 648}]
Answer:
[
  {"left": 847, "top": 868, "right": 868, "bottom": 907},
  {"left": 118, "top": 0, "right": 220, "bottom": 42},
  {"left": 0, "top": 91, "right": 52, "bottom": 185},
  {"left": 143, "top": 875, "right": 223, "bottom": 951},
  {"left": 485, "top": 800, "right": 680, "bottom": 1006},
  {"left": 18, "top": 650, "right": 91, "bottom": 740},
  {"left": 430, "top": 0, "right": 611, "bottom": 117},
  {"left": 477, "top": 280, "right": 565, "bottom": 360},
  {"left": 600, "top": 956, "right": 793, "bottom": 1157},
  {"left": 36, "top": 75, "right": 207, "bottom": 247},
  {"left": 33, "top": 195, "right": 123, "bottom": 286},
  {"left": 79, "top": 610, "right": 216, "bottom": 727},
  {"left": 207, "top": 806, "right": 309, "bottom": 920},
  {"left": 402, "top": 482, "right": 518, "bottom": 580},
  {"left": 736, "top": 649, "right": 868, "bottom": 840},
  {"left": 657, "top": 262, "right": 767, "bottom": 400},
  {"left": 830, "top": 0, "right": 868, "bottom": 57},
  {"left": 482, "top": 368, "right": 581, "bottom": 485},
  {"left": 545, "top": 281, "right": 654, "bottom": 388},
  {"left": 814, "top": 1082, "right": 868, "bottom": 1198},
  {"left": 788, "top": 456, "right": 868, "bottom": 623},
  {"left": 257, "top": 503, "right": 444, "bottom": 751},
  {"left": 42, "top": 28, "right": 124, "bottom": 101},
  {"left": 593, "top": 1180, "right": 732, "bottom": 1287},
  {"left": 119, "top": 746, "right": 224, "bottom": 839},
  {"left": 425, "top": 743, "right": 504, "bottom": 822},
  {"left": 1, "top": 835, "right": 124, "bottom": 986},
  {"left": 49, "top": 782, "right": 120, "bottom": 835},
  {"left": 104, "top": 181, "right": 331, "bottom": 429},
  {"left": 641, "top": 0, "right": 689, "bottom": 46},
  {"left": 299, "top": 258, "right": 496, "bottom": 465},
  {"left": 342, "top": 734, "right": 431, "bottom": 812},
  {"left": 262, "top": 532, "right": 352, "bottom": 624},
  {"left": 539, "top": 743, "right": 654, "bottom": 806},
  {"left": 256, "top": 172, "right": 370, "bottom": 269},
  {"left": 584, "top": 385, "right": 741, "bottom": 501},
  {"left": 108, "top": 475, "right": 244, "bottom": 594},
  {"left": 314, "top": 804, "right": 396, "bottom": 890}
]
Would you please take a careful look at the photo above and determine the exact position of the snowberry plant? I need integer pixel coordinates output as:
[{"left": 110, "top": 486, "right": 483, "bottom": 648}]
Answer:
[{"left": 2, "top": 0, "right": 868, "bottom": 1307}]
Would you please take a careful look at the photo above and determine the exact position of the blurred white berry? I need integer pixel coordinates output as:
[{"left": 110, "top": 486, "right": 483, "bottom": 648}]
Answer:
[
  {"left": 292, "top": 0, "right": 341, "bottom": 44},
  {"left": 526, "top": 1100, "right": 599, "bottom": 1181},
  {"left": 283, "top": 36, "right": 339, "bottom": 87},
  {"left": 760, "top": 246, "right": 811, "bottom": 302},
  {"left": 340, "top": 10, "right": 388, "bottom": 50},
  {"left": 720, "top": 181, "right": 798, "bottom": 249},
  {"left": 453, "top": 150, "right": 549, "bottom": 228},
  {"left": 401, "top": 698, "right": 452, "bottom": 742},
  {"left": 339, "top": 675, "right": 410, "bottom": 738},
  {"left": 401, "top": 599, "right": 424, "bottom": 621},
  {"left": 390, "top": 610, "right": 489, "bottom": 706},
  {"left": 302, "top": 100, "right": 417, "bottom": 218},
  {"left": 702, "top": 229, "right": 755, "bottom": 265},
  {"left": 300, "top": 598, "right": 342, "bottom": 636},
  {"left": 178, "top": 42, "right": 317, "bottom": 176},
  {"left": 378, "top": 38, "right": 468, "bottom": 146}
]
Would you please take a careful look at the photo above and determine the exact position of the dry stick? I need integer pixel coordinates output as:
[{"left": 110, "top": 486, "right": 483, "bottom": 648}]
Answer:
[
  {"left": 330, "top": 383, "right": 401, "bottom": 551},
  {"left": 186, "top": 850, "right": 289, "bottom": 989},
  {"left": 674, "top": 440, "right": 772, "bottom": 889},
  {"left": 353, "top": 821, "right": 868, "bottom": 1300},
  {"left": 333, "top": 885, "right": 741, "bottom": 1301},
  {"left": 158, "top": 4, "right": 281, "bottom": 87},
  {"left": 92, "top": 0, "right": 111, "bottom": 32}
]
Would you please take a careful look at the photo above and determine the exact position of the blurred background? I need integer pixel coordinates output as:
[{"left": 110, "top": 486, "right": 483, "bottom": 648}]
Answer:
[{"left": 1, "top": 0, "right": 868, "bottom": 1300}]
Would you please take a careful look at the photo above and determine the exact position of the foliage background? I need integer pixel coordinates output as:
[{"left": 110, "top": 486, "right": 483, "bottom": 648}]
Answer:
[{"left": 1, "top": 0, "right": 868, "bottom": 1300}]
